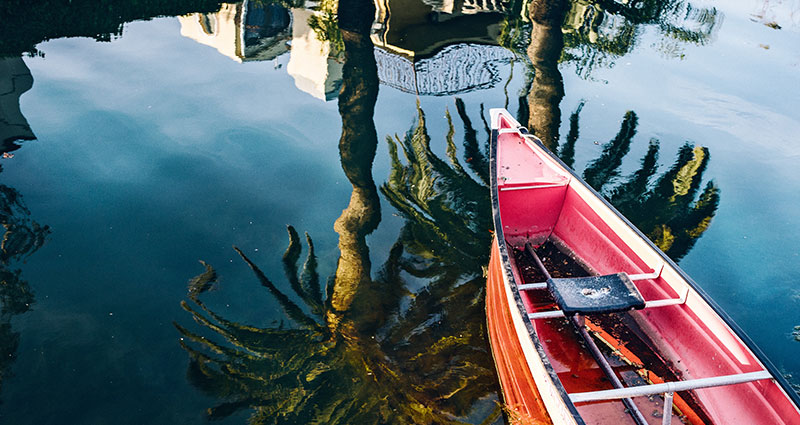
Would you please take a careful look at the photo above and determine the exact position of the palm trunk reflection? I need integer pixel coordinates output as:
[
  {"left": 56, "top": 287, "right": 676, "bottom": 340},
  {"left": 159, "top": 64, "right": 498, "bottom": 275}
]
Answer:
[
  {"left": 526, "top": 0, "right": 569, "bottom": 149},
  {"left": 175, "top": 1, "right": 500, "bottom": 423}
]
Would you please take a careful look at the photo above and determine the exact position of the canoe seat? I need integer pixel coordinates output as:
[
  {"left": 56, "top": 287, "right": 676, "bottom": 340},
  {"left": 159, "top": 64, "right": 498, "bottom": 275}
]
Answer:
[{"left": 548, "top": 273, "right": 645, "bottom": 316}]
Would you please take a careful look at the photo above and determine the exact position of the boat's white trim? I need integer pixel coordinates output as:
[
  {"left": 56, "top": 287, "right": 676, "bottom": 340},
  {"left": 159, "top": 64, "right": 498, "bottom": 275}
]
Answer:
[
  {"left": 490, "top": 109, "right": 504, "bottom": 129},
  {"left": 499, "top": 239, "right": 580, "bottom": 425},
  {"left": 569, "top": 370, "right": 772, "bottom": 403}
]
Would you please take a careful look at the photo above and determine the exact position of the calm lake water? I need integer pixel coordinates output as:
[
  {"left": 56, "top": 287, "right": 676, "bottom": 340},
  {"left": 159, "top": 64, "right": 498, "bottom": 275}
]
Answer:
[{"left": 1, "top": 0, "right": 798, "bottom": 423}]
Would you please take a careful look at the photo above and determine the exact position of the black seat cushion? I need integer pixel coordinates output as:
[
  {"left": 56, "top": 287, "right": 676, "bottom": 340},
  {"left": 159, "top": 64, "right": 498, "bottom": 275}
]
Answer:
[{"left": 548, "top": 273, "right": 645, "bottom": 316}]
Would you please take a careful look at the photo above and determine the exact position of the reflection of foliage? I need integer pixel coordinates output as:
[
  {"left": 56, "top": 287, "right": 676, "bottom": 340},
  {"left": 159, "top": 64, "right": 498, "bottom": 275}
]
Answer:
[
  {"left": 582, "top": 110, "right": 637, "bottom": 191},
  {"left": 176, "top": 225, "right": 500, "bottom": 424},
  {"left": 382, "top": 101, "right": 491, "bottom": 268},
  {"left": 497, "top": 0, "right": 531, "bottom": 55},
  {"left": 568, "top": 108, "right": 719, "bottom": 261},
  {"left": 558, "top": 0, "right": 722, "bottom": 77},
  {"left": 559, "top": 100, "right": 584, "bottom": 168},
  {"left": 0, "top": 184, "right": 49, "bottom": 400},
  {"left": 379, "top": 100, "right": 499, "bottom": 417},
  {"left": 176, "top": 100, "right": 502, "bottom": 424},
  {"left": 308, "top": 0, "right": 345, "bottom": 55}
]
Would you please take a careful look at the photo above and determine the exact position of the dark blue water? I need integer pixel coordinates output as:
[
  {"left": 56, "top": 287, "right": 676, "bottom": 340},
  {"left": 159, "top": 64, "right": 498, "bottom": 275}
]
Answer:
[{"left": 0, "top": 0, "right": 798, "bottom": 423}]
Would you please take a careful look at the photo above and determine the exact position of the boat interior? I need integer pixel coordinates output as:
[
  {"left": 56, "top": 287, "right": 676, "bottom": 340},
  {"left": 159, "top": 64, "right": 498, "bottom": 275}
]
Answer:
[{"left": 492, "top": 119, "right": 800, "bottom": 425}]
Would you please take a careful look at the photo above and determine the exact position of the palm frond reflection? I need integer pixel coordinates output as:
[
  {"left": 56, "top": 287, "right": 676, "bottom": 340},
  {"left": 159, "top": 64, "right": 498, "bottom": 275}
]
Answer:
[{"left": 574, "top": 109, "right": 720, "bottom": 261}]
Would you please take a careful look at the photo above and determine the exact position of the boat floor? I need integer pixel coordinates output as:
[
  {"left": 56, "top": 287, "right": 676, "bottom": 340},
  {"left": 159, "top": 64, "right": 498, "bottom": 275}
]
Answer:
[{"left": 511, "top": 241, "right": 712, "bottom": 425}]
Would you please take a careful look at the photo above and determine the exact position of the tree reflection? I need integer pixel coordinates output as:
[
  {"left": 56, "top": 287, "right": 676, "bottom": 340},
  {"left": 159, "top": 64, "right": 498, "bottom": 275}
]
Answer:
[
  {"left": 516, "top": 0, "right": 721, "bottom": 259},
  {"left": 561, "top": 0, "right": 722, "bottom": 78},
  {"left": 580, "top": 110, "right": 719, "bottom": 261},
  {"left": 525, "top": 0, "right": 570, "bottom": 148},
  {"left": 175, "top": 1, "right": 500, "bottom": 423},
  {"left": 519, "top": 0, "right": 722, "bottom": 143}
]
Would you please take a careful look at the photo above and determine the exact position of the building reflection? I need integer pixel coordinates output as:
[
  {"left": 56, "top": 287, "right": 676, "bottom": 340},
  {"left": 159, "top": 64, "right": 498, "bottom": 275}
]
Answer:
[
  {"left": 179, "top": 0, "right": 518, "bottom": 99},
  {"left": 286, "top": 8, "right": 344, "bottom": 101},
  {"left": 178, "top": 2, "right": 293, "bottom": 63},
  {"left": 0, "top": 58, "right": 35, "bottom": 155}
]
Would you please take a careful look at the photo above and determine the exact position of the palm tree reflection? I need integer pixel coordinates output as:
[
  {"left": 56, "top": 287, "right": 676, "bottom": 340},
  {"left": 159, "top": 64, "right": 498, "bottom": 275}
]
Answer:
[
  {"left": 577, "top": 109, "right": 719, "bottom": 261},
  {"left": 175, "top": 99, "right": 502, "bottom": 422},
  {"left": 176, "top": 90, "right": 719, "bottom": 421},
  {"left": 175, "top": 0, "right": 500, "bottom": 422},
  {"left": 175, "top": 1, "right": 720, "bottom": 421}
]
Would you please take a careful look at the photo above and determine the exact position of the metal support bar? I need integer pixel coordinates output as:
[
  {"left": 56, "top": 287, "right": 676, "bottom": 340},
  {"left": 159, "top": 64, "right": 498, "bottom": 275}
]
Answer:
[
  {"left": 528, "top": 295, "right": 686, "bottom": 320},
  {"left": 518, "top": 282, "right": 548, "bottom": 291},
  {"left": 662, "top": 392, "right": 674, "bottom": 425},
  {"left": 525, "top": 243, "right": 551, "bottom": 280},
  {"left": 644, "top": 298, "right": 685, "bottom": 308},
  {"left": 628, "top": 264, "right": 664, "bottom": 281},
  {"left": 572, "top": 314, "right": 650, "bottom": 425},
  {"left": 569, "top": 370, "right": 773, "bottom": 403},
  {"left": 528, "top": 310, "right": 566, "bottom": 319}
]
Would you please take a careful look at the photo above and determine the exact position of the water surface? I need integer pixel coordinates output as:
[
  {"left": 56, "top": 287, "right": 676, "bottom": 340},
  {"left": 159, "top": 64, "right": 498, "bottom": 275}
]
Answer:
[{"left": 0, "top": 0, "right": 798, "bottom": 423}]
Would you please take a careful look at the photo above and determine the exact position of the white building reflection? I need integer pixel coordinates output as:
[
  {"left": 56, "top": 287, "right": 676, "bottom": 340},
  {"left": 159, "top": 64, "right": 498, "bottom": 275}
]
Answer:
[
  {"left": 179, "top": 2, "right": 292, "bottom": 63},
  {"left": 0, "top": 57, "right": 35, "bottom": 153},
  {"left": 179, "top": 0, "right": 514, "bottom": 99}
]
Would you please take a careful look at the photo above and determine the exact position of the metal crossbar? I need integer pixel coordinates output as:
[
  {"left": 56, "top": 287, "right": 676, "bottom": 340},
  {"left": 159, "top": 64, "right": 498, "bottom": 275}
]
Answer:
[
  {"left": 517, "top": 282, "right": 548, "bottom": 291},
  {"left": 570, "top": 370, "right": 773, "bottom": 425},
  {"left": 518, "top": 264, "right": 664, "bottom": 292},
  {"left": 569, "top": 370, "right": 772, "bottom": 402},
  {"left": 527, "top": 296, "right": 686, "bottom": 320}
]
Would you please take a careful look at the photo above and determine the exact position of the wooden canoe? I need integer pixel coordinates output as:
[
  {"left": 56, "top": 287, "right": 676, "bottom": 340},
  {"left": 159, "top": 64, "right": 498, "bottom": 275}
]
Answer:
[{"left": 486, "top": 109, "right": 800, "bottom": 425}]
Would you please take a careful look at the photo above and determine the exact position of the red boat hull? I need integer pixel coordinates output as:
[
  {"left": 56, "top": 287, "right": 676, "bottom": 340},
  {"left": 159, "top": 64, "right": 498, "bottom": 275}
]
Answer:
[{"left": 487, "top": 237, "right": 552, "bottom": 424}]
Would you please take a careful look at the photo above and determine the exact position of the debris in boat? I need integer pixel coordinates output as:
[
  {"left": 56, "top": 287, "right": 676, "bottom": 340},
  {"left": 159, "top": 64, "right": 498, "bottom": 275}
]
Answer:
[
  {"left": 1, "top": 152, "right": 13, "bottom": 159},
  {"left": 793, "top": 325, "right": 800, "bottom": 342},
  {"left": 581, "top": 286, "right": 611, "bottom": 298}
]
